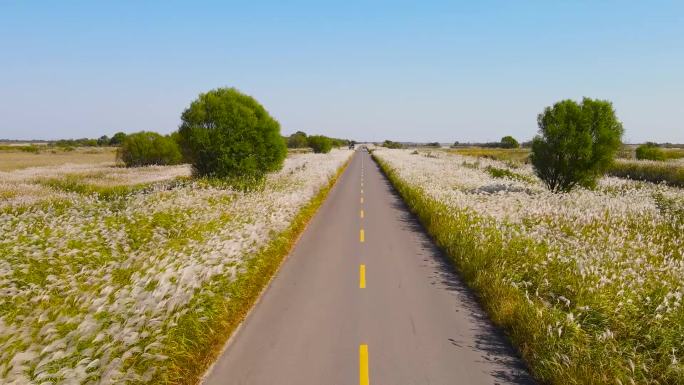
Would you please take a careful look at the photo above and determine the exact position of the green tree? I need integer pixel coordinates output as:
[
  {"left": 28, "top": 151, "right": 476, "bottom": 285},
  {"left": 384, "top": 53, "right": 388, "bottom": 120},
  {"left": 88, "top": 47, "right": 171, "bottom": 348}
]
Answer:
[
  {"left": 109, "top": 132, "right": 127, "bottom": 146},
  {"left": 500, "top": 136, "right": 520, "bottom": 148},
  {"left": 97, "top": 135, "right": 110, "bottom": 146},
  {"left": 307, "top": 135, "right": 333, "bottom": 153},
  {"left": 117, "top": 131, "right": 182, "bottom": 167},
  {"left": 178, "top": 87, "right": 287, "bottom": 179},
  {"left": 635, "top": 142, "right": 666, "bottom": 161},
  {"left": 287, "top": 131, "right": 308, "bottom": 148},
  {"left": 531, "top": 98, "right": 624, "bottom": 192}
]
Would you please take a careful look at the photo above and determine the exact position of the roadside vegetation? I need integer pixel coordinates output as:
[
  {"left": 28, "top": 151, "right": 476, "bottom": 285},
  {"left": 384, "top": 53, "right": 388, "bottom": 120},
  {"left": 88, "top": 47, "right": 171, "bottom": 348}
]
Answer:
[
  {"left": 0, "top": 147, "right": 352, "bottom": 384},
  {"left": 0, "top": 86, "right": 354, "bottom": 384},
  {"left": 374, "top": 148, "right": 684, "bottom": 385}
]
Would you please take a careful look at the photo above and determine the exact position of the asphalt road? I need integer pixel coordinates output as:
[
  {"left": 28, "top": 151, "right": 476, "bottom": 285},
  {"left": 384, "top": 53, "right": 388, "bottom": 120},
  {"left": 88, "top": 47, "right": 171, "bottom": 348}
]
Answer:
[{"left": 203, "top": 149, "right": 534, "bottom": 385}]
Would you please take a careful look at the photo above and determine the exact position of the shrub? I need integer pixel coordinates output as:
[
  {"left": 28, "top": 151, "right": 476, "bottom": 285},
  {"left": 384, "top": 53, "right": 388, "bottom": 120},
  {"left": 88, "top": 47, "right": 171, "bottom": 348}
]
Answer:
[
  {"left": 97, "top": 135, "right": 110, "bottom": 146},
  {"left": 178, "top": 88, "right": 287, "bottom": 179},
  {"left": 287, "top": 131, "right": 308, "bottom": 148},
  {"left": 500, "top": 136, "right": 519, "bottom": 149},
  {"left": 109, "top": 132, "right": 127, "bottom": 146},
  {"left": 635, "top": 142, "right": 666, "bottom": 161},
  {"left": 307, "top": 135, "right": 332, "bottom": 153},
  {"left": 531, "top": 98, "right": 623, "bottom": 192},
  {"left": 117, "top": 131, "right": 182, "bottom": 167},
  {"left": 329, "top": 137, "right": 350, "bottom": 147}
]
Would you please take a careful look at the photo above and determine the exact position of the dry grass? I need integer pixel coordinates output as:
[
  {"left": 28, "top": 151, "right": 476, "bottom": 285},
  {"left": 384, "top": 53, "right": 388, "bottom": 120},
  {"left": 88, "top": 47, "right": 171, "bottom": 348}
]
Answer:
[{"left": 0, "top": 147, "right": 117, "bottom": 171}]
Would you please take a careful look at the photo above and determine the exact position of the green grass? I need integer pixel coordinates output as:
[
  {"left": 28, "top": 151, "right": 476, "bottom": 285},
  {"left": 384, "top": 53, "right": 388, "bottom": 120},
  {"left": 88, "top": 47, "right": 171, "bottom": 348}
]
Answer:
[
  {"left": 373, "top": 154, "right": 684, "bottom": 385},
  {"left": 485, "top": 166, "right": 536, "bottom": 183},
  {"left": 608, "top": 160, "right": 684, "bottom": 187},
  {"left": 151, "top": 157, "right": 351, "bottom": 385}
]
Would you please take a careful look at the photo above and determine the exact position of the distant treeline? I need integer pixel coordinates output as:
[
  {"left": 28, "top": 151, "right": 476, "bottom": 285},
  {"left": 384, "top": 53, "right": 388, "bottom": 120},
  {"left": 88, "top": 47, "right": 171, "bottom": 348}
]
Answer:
[
  {"left": 285, "top": 131, "right": 351, "bottom": 153},
  {"left": 52, "top": 132, "right": 128, "bottom": 147}
]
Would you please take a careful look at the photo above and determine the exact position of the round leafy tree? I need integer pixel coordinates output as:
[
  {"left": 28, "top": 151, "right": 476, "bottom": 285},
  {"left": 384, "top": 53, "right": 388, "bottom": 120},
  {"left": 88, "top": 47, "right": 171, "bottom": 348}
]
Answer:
[
  {"left": 178, "top": 88, "right": 287, "bottom": 179},
  {"left": 500, "top": 136, "right": 519, "bottom": 148},
  {"left": 531, "top": 98, "right": 623, "bottom": 192},
  {"left": 307, "top": 135, "right": 333, "bottom": 153},
  {"left": 117, "top": 131, "right": 182, "bottom": 167}
]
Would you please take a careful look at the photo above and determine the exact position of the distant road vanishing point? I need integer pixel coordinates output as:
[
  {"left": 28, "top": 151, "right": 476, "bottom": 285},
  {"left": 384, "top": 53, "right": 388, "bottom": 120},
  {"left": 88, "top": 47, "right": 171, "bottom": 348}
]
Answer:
[{"left": 203, "top": 149, "right": 534, "bottom": 385}]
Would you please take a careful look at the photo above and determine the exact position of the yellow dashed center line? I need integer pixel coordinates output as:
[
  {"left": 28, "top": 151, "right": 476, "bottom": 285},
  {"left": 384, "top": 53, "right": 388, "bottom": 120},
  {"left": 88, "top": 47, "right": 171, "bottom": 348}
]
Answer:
[
  {"left": 360, "top": 229, "right": 365, "bottom": 242},
  {"left": 359, "top": 344, "right": 369, "bottom": 385},
  {"left": 360, "top": 209, "right": 364, "bottom": 218},
  {"left": 359, "top": 264, "right": 366, "bottom": 288},
  {"left": 360, "top": 197, "right": 364, "bottom": 204}
]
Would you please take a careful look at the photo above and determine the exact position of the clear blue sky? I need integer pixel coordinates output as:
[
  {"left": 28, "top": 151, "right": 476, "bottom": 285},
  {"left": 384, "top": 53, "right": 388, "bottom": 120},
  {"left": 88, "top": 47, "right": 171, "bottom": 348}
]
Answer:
[{"left": 1, "top": 1, "right": 682, "bottom": 143}]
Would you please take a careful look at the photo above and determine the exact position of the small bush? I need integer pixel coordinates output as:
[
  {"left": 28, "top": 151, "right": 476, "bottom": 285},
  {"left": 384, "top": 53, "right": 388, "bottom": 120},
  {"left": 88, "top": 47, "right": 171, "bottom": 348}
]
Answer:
[
  {"left": 117, "top": 131, "right": 182, "bottom": 167},
  {"left": 178, "top": 88, "right": 287, "bottom": 179},
  {"left": 485, "top": 166, "right": 535, "bottom": 183},
  {"left": 500, "top": 136, "right": 520, "bottom": 149},
  {"left": 307, "top": 135, "right": 332, "bottom": 153},
  {"left": 531, "top": 98, "right": 623, "bottom": 192},
  {"left": 635, "top": 143, "right": 666, "bottom": 161},
  {"left": 109, "top": 132, "right": 127, "bottom": 146},
  {"left": 287, "top": 131, "right": 308, "bottom": 148}
]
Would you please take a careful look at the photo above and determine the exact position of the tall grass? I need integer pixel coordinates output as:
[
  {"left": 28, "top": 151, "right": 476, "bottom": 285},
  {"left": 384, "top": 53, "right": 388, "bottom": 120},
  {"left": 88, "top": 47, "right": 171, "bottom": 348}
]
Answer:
[
  {"left": 159, "top": 158, "right": 350, "bottom": 384},
  {"left": 608, "top": 159, "right": 684, "bottom": 187},
  {"left": 373, "top": 151, "right": 684, "bottom": 385}
]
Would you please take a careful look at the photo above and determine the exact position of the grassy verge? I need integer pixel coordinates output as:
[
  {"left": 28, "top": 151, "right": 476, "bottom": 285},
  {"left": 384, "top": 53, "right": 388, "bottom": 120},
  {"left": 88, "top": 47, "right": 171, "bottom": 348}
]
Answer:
[
  {"left": 608, "top": 160, "right": 684, "bottom": 187},
  {"left": 156, "top": 158, "right": 351, "bottom": 385},
  {"left": 372, "top": 154, "right": 684, "bottom": 385}
]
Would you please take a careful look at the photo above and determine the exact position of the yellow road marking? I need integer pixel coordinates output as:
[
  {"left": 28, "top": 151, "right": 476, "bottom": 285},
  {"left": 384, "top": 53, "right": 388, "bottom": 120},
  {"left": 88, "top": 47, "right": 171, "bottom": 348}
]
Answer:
[
  {"left": 360, "top": 197, "right": 364, "bottom": 204},
  {"left": 359, "top": 265, "right": 366, "bottom": 288},
  {"left": 360, "top": 344, "right": 369, "bottom": 385},
  {"left": 360, "top": 229, "right": 365, "bottom": 242},
  {"left": 360, "top": 209, "right": 364, "bottom": 218}
]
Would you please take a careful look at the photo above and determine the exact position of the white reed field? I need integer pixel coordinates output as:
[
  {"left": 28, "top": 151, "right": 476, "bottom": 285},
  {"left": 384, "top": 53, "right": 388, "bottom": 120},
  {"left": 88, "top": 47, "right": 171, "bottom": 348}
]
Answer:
[{"left": 0, "top": 150, "right": 352, "bottom": 384}]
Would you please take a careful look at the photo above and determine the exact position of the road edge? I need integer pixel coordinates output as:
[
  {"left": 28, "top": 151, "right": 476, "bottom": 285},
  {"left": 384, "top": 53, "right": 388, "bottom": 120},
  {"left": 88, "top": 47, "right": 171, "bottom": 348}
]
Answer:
[
  {"left": 370, "top": 152, "right": 541, "bottom": 383},
  {"left": 174, "top": 153, "right": 354, "bottom": 385}
]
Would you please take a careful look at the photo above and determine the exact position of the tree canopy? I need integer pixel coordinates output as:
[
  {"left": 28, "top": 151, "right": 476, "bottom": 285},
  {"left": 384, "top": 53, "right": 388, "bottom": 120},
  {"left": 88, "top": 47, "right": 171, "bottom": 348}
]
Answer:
[{"left": 530, "top": 98, "right": 623, "bottom": 192}]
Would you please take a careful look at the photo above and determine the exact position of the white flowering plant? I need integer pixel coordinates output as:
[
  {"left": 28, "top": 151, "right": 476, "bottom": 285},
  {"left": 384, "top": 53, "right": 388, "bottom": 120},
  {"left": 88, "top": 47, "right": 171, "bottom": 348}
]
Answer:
[
  {"left": 0, "top": 150, "right": 352, "bottom": 384},
  {"left": 374, "top": 149, "right": 683, "bottom": 385}
]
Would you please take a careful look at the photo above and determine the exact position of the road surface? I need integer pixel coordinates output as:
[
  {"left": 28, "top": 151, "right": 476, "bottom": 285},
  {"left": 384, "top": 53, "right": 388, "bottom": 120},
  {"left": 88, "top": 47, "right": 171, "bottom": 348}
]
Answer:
[{"left": 203, "top": 149, "right": 533, "bottom": 385}]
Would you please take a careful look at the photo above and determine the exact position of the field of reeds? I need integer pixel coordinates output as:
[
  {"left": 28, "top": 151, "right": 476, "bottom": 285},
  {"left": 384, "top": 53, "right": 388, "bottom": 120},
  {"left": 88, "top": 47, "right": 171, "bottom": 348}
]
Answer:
[
  {"left": 0, "top": 149, "right": 352, "bottom": 384},
  {"left": 373, "top": 149, "right": 684, "bottom": 385},
  {"left": 608, "top": 159, "right": 684, "bottom": 187}
]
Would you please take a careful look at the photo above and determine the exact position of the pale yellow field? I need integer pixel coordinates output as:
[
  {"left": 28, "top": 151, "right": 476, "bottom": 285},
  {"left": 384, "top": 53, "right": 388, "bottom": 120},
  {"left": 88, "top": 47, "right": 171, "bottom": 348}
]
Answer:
[{"left": 0, "top": 147, "right": 117, "bottom": 171}]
